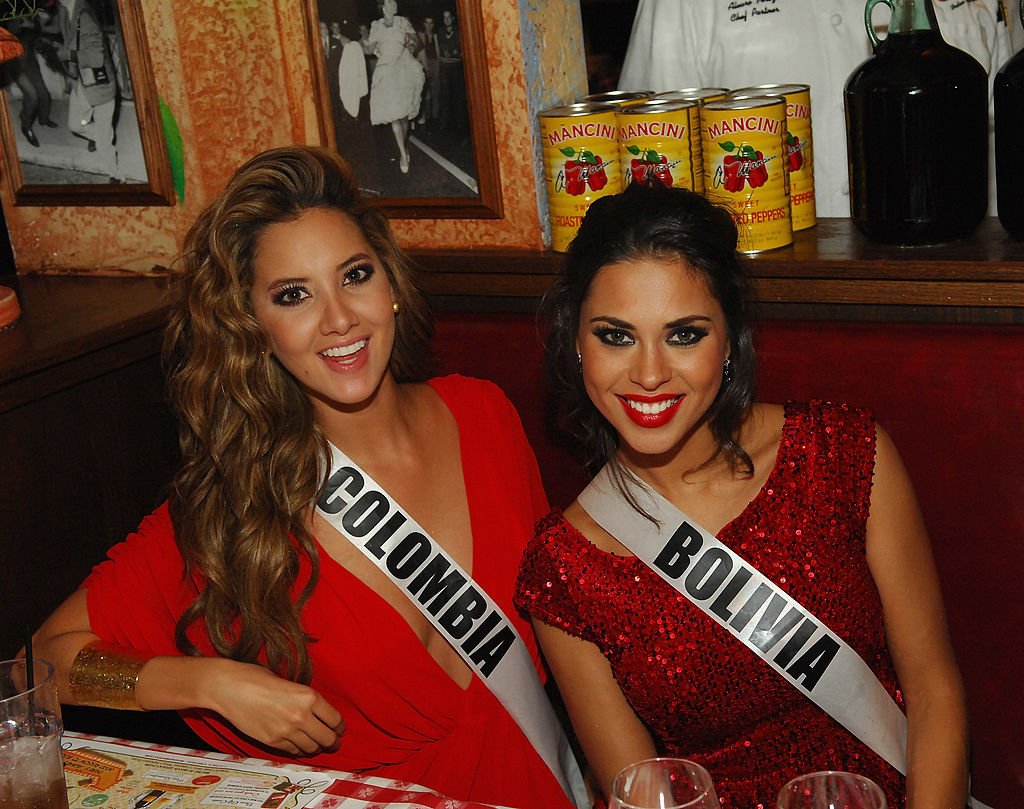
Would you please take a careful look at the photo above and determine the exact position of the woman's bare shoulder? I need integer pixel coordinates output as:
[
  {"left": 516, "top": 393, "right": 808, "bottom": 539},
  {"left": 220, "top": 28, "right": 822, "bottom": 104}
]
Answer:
[{"left": 742, "top": 402, "right": 786, "bottom": 455}]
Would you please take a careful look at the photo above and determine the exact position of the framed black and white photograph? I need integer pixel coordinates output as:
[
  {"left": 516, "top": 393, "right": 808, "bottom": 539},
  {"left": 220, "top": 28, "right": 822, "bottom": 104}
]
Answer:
[
  {"left": 0, "top": 0, "right": 173, "bottom": 206},
  {"left": 304, "top": 0, "right": 501, "bottom": 218}
]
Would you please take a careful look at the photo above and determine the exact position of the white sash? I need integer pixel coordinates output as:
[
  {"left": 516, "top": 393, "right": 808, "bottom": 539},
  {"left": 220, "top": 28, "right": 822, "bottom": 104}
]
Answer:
[
  {"left": 316, "top": 443, "right": 589, "bottom": 809},
  {"left": 578, "top": 464, "right": 994, "bottom": 809}
]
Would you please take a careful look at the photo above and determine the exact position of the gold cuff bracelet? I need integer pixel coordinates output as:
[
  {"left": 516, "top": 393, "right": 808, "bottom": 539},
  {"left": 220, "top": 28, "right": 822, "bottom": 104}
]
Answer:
[{"left": 68, "top": 641, "right": 151, "bottom": 710}]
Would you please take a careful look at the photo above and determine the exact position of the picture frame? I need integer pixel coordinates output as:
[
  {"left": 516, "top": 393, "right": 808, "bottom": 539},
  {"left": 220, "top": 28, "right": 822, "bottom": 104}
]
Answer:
[
  {"left": 0, "top": 0, "right": 174, "bottom": 206},
  {"left": 304, "top": 0, "right": 502, "bottom": 219}
]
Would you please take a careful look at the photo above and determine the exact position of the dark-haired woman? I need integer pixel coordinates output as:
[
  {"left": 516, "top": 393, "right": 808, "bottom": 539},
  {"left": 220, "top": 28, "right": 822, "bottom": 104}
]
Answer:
[
  {"left": 32, "top": 146, "right": 582, "bottom": 808},
  {"left": 514, "top": 182, "right": 969, "bottom": 808}
]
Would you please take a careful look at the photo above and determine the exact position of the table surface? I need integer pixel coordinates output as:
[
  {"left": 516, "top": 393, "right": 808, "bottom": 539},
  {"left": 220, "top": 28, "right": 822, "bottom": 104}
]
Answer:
[{"left": 62, "top": 731, "right": 511, "bottom": 809}]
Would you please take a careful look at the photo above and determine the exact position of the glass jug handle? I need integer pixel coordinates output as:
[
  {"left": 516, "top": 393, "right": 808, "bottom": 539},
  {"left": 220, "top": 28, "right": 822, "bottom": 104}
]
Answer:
[{"left": 864, "top": 0, "right": 892, "bottom": 49}]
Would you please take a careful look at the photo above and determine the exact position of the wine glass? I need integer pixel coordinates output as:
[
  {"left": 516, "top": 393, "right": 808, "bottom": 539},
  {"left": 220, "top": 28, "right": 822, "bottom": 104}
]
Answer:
[
  {"left": 777, "top": 771, "right": 887, "bottom": 809},
  {"left": 609, "top": 757, "right": 719, "bottom": 809}
]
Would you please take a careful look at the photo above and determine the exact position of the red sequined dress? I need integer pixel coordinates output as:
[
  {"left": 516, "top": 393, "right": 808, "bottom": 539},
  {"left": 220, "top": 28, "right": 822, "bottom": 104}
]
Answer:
[{"left": 515, "top": 401, "right": 906, "bottom": 809}]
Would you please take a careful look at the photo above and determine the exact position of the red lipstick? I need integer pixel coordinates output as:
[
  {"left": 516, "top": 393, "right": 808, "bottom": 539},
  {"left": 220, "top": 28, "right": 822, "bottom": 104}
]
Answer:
[{"left": 617, "top": 393, "right": 684, "bottom": 428}]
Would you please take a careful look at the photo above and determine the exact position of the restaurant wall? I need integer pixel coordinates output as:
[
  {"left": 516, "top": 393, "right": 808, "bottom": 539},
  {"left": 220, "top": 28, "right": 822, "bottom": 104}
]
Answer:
[{"left": 0, "top": 0, "right": 587, "bottom": 275}]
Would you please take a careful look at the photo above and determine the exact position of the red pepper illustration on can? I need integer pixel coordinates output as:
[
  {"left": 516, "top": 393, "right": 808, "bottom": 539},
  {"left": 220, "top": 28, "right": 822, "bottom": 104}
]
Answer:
[
  {"left": 785, "top": 131, "right": 804, "bottom": 172},
  {"left": 719, "top": 142, "right": 770, "bottom": 192},
  {"left": 558, "top": 147, "right": 610, "bottom": 195},
  {"left": 625, "top": 147, "right": 675, "bottom": 187}
]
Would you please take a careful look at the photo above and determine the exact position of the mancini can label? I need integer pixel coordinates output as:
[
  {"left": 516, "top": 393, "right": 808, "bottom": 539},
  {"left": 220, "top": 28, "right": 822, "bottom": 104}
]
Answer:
[
  {"left": 702, "top": 96, "right": 792, "bottom": 253},
  {"left": 540, "top": 102, "right": 623, "bottom": 252},
  {"left": 617, "top": 100, "right": 702, "bottom": 191},
  {"left": 730, "top": 84, "right": 815, "bottom": 231}
]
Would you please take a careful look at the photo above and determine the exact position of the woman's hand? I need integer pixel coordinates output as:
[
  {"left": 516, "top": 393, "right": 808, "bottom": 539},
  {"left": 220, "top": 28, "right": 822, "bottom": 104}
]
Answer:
[
  {"left": 185, "top": 658, "right": 345, "bottom": 756},
  {"left": 32, "top": 589, "right": 344, "bottom": 759}
]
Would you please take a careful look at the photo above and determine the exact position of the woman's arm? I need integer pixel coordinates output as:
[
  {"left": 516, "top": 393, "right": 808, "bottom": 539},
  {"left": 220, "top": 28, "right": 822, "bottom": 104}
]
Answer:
[
  {"left": 533, "top": 618, "right": 658, "bottom": 800},
  {"left": 866, "top": 425, "right": 969, "bottom": 809},
  {"left": 32, "top": 589, "right": 344, "bottom": 756}
]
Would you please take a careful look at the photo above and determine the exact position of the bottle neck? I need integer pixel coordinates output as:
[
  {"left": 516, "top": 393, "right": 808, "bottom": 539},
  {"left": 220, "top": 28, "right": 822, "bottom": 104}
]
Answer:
[{"left": 888, "top": 0, "right": 940, "bottom": 34}]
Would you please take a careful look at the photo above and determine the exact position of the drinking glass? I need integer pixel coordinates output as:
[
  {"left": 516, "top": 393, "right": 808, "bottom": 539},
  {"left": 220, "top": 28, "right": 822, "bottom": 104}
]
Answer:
[
  {"left": 777, "top": 771, "right": 887, "bottom": 809},
  {"left": 0, "top": 658, "right": 69, "bottom": 809},
  {"left": 610, "top": 757, "right": 719, "bottom": 809}
]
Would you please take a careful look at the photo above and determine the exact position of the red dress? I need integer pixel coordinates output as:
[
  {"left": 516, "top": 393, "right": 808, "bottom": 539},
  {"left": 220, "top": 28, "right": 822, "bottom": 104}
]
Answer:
[
  {"left": 515, "top": 401, "right": 906, "bottom": 809},
  {"left": 85, "top": 375, "right": 572, "bottom": 809}
]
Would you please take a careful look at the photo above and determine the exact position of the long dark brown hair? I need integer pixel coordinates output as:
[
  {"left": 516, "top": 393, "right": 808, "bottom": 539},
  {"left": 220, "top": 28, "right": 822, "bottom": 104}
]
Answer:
[
  {"left": 163, "top": 146, "right": 434, "bottom": 682},
  {"left": 543, "top": 182, "right": 757, "bottom": 513}
]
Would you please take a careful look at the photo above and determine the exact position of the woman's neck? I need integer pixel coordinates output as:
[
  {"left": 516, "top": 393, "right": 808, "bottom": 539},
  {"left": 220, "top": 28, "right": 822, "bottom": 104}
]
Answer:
[
  {"left": 312, "top": 376, "right": 419, "bottom": 462},
  {"left": 617, "top": 421, "right": 724, "bottom": 492}
]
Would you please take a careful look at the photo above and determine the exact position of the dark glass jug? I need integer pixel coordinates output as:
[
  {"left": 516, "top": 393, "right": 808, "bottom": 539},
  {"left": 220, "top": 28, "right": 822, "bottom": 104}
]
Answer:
[
  {"left": 844, "top": 0, "right": 988, "bottom": 245},
  {"left": 994, "top": 0, "right": 1024, "bottom": 240}
]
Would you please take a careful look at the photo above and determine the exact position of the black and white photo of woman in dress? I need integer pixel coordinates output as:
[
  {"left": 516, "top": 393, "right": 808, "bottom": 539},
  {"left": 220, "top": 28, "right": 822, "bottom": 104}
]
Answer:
[
  {"left": 367, "top": 0, "right": 423, "bottom": 174},
  {"left": 313, "top": 0, "right": 481, "bottom": 201}
]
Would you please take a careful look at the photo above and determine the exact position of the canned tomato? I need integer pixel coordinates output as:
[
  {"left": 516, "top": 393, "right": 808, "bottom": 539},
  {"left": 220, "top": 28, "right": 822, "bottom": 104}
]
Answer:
[
  {"left": 540, "top": 102, "right": 623, "bottom": 252},
  {"left": 579, "top": 90, "right": 655, "bottom": 108},
  {"left": 730, "top": 84, "right": 815, "bottom": 231},
  {"left": 617, "top": 100, "right": 702, "bottom": 192},
  {"left": 702, "top": 96, "right": 792, "bottom": 253}
]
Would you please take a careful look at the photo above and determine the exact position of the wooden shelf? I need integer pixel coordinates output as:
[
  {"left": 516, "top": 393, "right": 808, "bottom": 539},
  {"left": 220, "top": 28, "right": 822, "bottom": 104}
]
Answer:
[
  {"left": 410, "top": 218, "right": 1024, "bottom": 310},
  {"left": 0, "top": 274, "right": 173, "bottom": 412},
  {"left": 2, "top": 216, "right": 1023, "bottom": 412}
]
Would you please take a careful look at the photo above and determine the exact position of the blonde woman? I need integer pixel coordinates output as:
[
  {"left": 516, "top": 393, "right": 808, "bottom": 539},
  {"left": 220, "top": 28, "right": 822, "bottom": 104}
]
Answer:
[{"left": 33, "top": 146, "right": 580, "bottom": 808}]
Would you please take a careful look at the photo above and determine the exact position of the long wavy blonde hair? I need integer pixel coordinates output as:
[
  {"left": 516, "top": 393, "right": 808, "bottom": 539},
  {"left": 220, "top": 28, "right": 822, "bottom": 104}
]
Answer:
[{"left": 164, "top": 146, "right": 434, "bottom": 682}]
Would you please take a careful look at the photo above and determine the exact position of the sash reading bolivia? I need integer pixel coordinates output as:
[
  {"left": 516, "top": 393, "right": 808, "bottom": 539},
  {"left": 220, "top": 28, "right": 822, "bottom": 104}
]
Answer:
[
  {"left": 576, "top": 464, "right": 908, "bottom": 773},
  {"left": 315, "top": 443, "right": 588, "bottom": 808},
  {"left": 578, "top": 468, "right": 997, "bottom": 809}
]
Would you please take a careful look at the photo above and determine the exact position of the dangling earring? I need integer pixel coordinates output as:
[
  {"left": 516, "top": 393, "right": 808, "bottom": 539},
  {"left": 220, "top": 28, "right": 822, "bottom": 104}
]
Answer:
[
  {"left": 392, "top": 301, "right": 400, "bottom": 315},
  {"left": 722, "top": 357, "right": 733, "bottom": 384},
  {"left": 576, "top": 352, "right": 582, "bottom": 371}
]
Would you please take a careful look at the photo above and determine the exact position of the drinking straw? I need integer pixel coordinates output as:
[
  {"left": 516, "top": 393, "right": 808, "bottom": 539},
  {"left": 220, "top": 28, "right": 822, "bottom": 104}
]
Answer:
[
  {"left": 24, "top": 624, "right": 36, "bottom": 729},
  {"left": 25, "top": 626, "right": 34, "bottom": 688}
]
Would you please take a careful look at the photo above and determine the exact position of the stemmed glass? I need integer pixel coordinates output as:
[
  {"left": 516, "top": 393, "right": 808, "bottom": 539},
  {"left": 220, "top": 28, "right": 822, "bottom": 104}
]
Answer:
[
  {"left": 609, "top": 757, "right": 719, "bottom": 809},
  {"left": 777, "top": 771, "right": 887, "bottom": 809}
]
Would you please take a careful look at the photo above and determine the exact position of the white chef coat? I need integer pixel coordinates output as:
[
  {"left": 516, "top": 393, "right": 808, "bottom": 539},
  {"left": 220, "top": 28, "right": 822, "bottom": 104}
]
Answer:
[{"left": 619, "top": 0, "right": 1023, "bottom": 217}]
